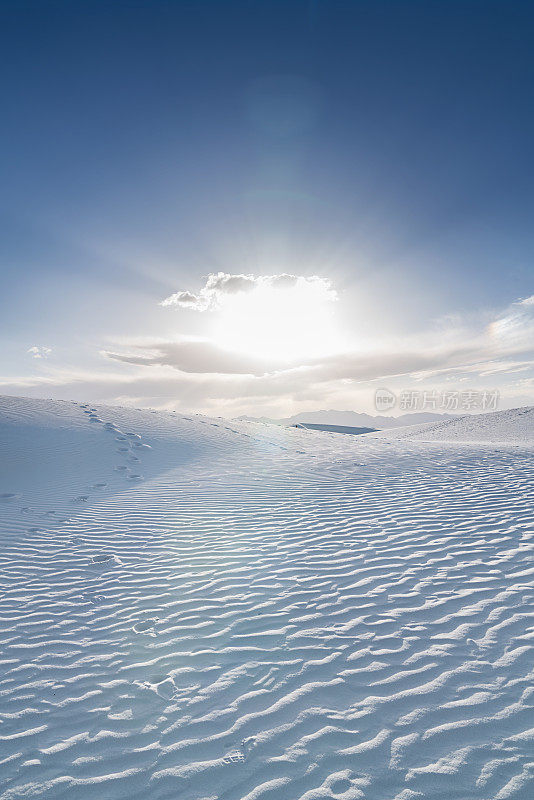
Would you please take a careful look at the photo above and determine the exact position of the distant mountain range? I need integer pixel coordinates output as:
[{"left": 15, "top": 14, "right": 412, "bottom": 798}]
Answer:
[{"left": 236, "top": 409, "right": 459, "bottom": 430}]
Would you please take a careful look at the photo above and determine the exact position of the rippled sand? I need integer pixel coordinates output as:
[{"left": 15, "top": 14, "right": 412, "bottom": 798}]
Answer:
[{"left": 0, "top": 397, "right": 533, "bottom": 800}]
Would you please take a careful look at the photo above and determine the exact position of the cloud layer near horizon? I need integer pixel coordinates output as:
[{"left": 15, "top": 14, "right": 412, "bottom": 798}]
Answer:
[
  {"left": 107, "top": 293, "right": 534, "bottom": 380},
  {"left": 5, "top": 293, "right": 533, "bottom": 417}
]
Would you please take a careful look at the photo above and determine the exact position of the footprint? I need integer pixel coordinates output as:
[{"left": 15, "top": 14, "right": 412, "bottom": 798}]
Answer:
[
  {"left": 91, "top": 483, "right": 107, "bottom": 490},
  {"left": 0, "top": 492, "right": 21, "bottom": 501},
  {"left": 134, "top": 676, "right": 177, "bottom": 700},
  {"left": 74, "top": 495, "right": 89, "bottom": 503},
  {"left": 84, "top": 593, "right": 105, "bottom": 604},
  {"left": 125, "top": 433, "right": 141, "bottom": 440},
  {"left": 133, "top": 443, "right": 151, "bottom": 450},
  {"left": 467, "top": 638, "right": 482, "bottom": 655},
  {"left": 114, "top": 465, "right": 128, "bottom": 472},
  {"left": 90, "top": 553, "right": 121, "bottom": 567},
  {"left": 223, "top": 752, "right": 245, "bottom": 764},
  {"left": 127, "top": 473, "right": 143, "bottom": 481},
  {"left": 128, "top": 455, "right": 140, "bottom": 463},
  {"left": 241, "top": 736, "right": 256, "bottom": 753},
  {"left": 155, "top": 678, "right": 176, "bottom": 699},
  {"left": 117, "top": 447, "right": 129, "bottom": 453},
  {"left": 133, "top": 618, "right": 158, "bottom": 634}
]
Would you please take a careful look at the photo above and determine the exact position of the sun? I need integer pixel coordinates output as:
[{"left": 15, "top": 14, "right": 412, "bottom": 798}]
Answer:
[{"left": 210, "top": 278, "right": 345, "bottom": 363}]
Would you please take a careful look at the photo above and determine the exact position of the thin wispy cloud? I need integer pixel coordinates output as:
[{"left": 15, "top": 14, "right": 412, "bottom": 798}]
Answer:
[{"left": 104, "top": 339, "right": 277, "bottom": 376}]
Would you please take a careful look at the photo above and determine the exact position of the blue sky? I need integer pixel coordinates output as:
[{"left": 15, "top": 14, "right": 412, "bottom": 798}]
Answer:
[{"left": 1, "top": 0, "right": 533, "bottom": 416}]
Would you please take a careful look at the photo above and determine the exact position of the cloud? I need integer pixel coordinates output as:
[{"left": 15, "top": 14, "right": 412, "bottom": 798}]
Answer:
[
  {"left": 204, "top": 272, "right": 258, "bottom": 295},
  {"left": 5, "top": 294, "right": 533, "bottom": 418},
  {"left": 488, "top": 295, "right": 534, "bottom": 350},
  {"left": 27, "top": 346, "right": 52, "bottom": 359},
  {"left": 2, "top": 347, "right": 532, "bottom": 420},
  {"left": 159, "top": 290, "right": 204, "bottom": 309},
  {"left": 102, "top": 295, "right": 534, "bottom": 402},
  {"left": 104, "top": 339, "right": 278, "bottom": 376},
  {"left": 159, "top": 272, "right": 335, "bottom": 310},
  {"left": 104, "top": 336, "right": 534, "bottom": 385}
]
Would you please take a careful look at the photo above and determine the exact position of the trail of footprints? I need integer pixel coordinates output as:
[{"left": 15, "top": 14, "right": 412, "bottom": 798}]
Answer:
[
  {"left": 3, "top": 403, "right": 152, "bottom": 568},
  {"left": 82, "top": 404, "right": 150, "bottom": 485}
]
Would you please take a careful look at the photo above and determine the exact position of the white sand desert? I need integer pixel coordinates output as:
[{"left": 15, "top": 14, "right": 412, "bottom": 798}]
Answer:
[{"left": 0, "top": 396, "right": 533, "bottom": 800}]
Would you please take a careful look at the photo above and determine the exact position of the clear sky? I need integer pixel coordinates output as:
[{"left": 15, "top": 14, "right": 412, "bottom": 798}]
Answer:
[{"left": 1, "top": 0, "right": 533, "bottom": 417}]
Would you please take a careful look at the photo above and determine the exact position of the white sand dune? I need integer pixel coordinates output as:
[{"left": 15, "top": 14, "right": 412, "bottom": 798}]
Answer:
[
  {"left": 371, "top": 406, "right": 534, "bottom": 444},
  {"left": 0, "top": 396, "right": 533, "bottom": 800}
]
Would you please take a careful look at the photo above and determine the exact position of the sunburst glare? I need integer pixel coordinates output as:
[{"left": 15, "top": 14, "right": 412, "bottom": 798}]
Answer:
[{"left": 210, "top": 277, "right": 345, "bottom": 362}]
